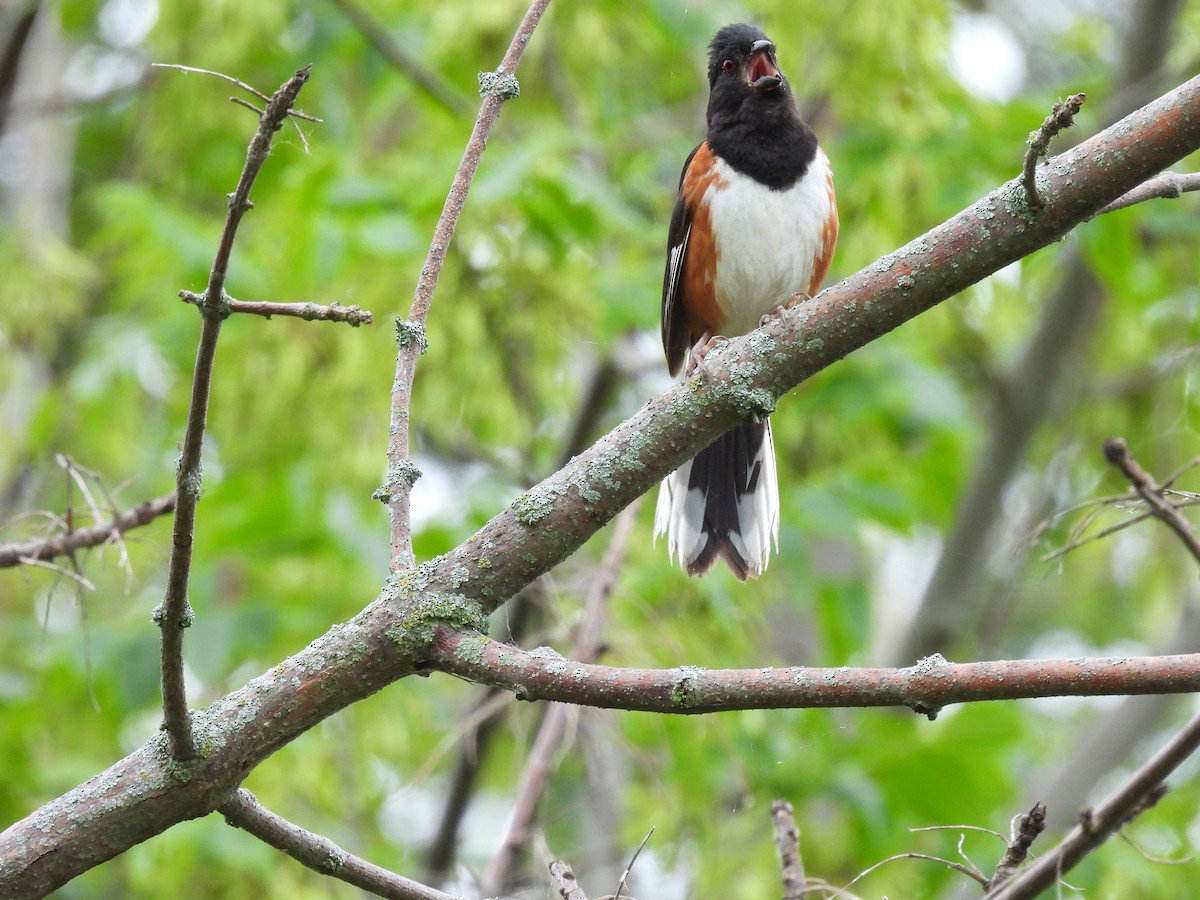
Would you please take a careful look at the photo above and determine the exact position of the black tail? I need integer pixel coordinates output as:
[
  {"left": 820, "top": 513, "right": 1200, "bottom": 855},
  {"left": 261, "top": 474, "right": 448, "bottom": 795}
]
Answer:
[{"left": 655, "top": 420, "right": 780, "bottom": 580}]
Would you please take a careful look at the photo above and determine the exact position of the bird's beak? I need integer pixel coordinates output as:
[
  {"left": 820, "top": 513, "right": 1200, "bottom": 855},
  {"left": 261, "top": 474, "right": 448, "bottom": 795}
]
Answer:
[{"left": 746, "top": 39, "right": 781, "bottom": 91}]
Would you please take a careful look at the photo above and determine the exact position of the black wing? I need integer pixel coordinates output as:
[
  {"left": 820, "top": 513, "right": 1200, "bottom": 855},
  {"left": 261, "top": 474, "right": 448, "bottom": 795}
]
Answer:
[{"left": 661, "top": 144, "right": 701, "bottom": 377}]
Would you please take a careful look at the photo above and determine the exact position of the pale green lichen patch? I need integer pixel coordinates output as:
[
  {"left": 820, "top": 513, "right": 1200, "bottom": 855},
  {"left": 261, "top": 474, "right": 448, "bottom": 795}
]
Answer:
[
  {"left": 456, "top": 633, "right": 489, "bottom": 665},
  {"left": 387, "top": 591, "right": 488, "bottom": 651},
  {"left": 670, "top": 665, "right": 708, "bottom": 708},
  {"left": 529, "top": 645, "right": 566, "bottom": 661},
  {"left": 513, "top": 480, "right": 570, "bottom": 525}
]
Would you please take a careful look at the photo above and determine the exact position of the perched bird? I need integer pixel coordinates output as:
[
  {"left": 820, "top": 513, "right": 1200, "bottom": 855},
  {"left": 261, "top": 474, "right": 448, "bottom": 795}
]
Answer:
[{"left": 654, "top": 23, "right": 839, "bottom": 579}]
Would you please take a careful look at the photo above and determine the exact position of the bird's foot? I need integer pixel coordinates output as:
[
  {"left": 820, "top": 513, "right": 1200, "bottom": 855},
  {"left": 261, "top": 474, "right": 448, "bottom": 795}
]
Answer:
[
  {"left": 759, "top": 292, "right": 811, "bottom": 327},
  {"left": 685, "top": 333, "right": 726, "bottom": 377}
]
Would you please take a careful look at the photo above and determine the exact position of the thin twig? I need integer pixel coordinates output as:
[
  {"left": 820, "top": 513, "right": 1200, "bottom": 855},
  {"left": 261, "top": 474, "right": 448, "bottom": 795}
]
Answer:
[
  {"left": 772, "top": 800, "right": 806, "bottom": 900},
  {"left": 324, "top": 0, "right": 469, "bottom": 115},
  {"left": 988, "top": 802, "right": 1046, "bottom": 889},
  {"left": 986, "top": 711, "right": 1200, "bottom": 898},
  {"left": 612, "top": 826, "right": 655, "bottom": 900},
  {"left": 0, "top": 494, "right": 176, "bottom": 567},
  {"left": 1023, "top": 92, "right": 1087, "bottom": 210},
  {"left": 839, "top": 851, "right": 988, "bottom": 896},
  {"left": 159, "top": 64, "right": 313, "bottom": 762},
  {"left": 221, "top": 789, "right": 460, "bottom": 900},
  {"left": 179, "top": 290, "right": 373, "bottom": 326},
  {"left": 1103, "top": 437, "right": 1200, "bottom": 565},
  {"left": 384, "top": 0, "right": 551, "bottom": 571},
  {"left": 479, "top": 499, "right": 638, "bottom": 896},
  {"left": 150, "top": 63, "right": 321, "bottom": 122},
  {"left": 1091, "top": 170, "right": 1200, "bottom": 217},
  {"left": 14, "top": 557, "right": 96, "bottom": 590}
]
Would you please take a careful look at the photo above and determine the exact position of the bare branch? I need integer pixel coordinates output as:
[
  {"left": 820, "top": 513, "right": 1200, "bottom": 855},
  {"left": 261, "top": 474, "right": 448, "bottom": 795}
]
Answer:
[
  {"left": 986, "top": 712, "right": 1200, "bottom": 898},
  {"left": 772, "top": 800, "right": 806, "bottom": 900},
  {"left": 1103, "top": 437, "right": 1200, "bottom": 565},
  {"left": 220, "top": 790, "right": 460, "bottom": 900},
  {"left": 1022, "top": 92, "right": 1086, "bottom": 209},
  {"left": 1091, "top": 169, "right": 1200, "bottom": 217},
  {"left": 384, "top": 0, "right": 551, "bottom": 571},
  {"left": 179, "top": 290, "right": 373, "bottom": 326},
  {"left": 159, "top": 64, "right": 314, "bottom": 762},
  {"left": 0, "top": 493, "right": 175, "bottom": 568},
  {"left": 429, "top": 637, "right": 1200, "bottom": 714}
]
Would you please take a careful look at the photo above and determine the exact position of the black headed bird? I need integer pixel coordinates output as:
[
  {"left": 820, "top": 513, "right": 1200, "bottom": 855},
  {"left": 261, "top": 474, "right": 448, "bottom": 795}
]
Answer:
[{"left": 654, "top": 23, "right": 839, "bottom": 579}]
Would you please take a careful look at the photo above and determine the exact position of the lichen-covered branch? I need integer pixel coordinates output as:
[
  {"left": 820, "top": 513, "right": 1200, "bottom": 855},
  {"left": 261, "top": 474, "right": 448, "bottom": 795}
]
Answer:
[
  {"left": 3, "top": 72, "right": 1200, "bottom": 899},
  {"left": 427, "top": 632, "right": 1200, "bottom": 715}
]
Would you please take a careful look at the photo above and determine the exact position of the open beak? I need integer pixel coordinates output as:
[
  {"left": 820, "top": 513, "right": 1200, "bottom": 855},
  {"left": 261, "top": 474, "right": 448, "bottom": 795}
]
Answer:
[{"left": 746, "top": 39, "right": 782, "bottom": 91}]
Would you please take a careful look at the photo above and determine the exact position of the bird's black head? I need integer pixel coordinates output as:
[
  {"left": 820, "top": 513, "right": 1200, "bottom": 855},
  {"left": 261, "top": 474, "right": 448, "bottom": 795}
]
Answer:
[
  {"left": 707, "top": 23, "right": 786, "bottom": 96},
  {"left": 703, "top": 24, "right": 815, "bottom": 189}
]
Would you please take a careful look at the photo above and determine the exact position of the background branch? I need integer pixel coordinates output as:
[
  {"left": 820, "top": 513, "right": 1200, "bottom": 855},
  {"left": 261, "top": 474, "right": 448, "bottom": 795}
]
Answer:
[
  {"left": 324, "top": 0, "right": 469, "bottom": 115},
  {"left": 0, "top": 493, "right": 174, "bottom": 567},
  {"left": 479, "top": 501, "right": 637, "bottom": 896}
]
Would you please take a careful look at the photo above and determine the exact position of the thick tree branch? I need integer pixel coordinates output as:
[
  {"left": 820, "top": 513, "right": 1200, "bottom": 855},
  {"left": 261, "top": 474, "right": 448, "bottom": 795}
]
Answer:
[
  {"left": 384, "top": 0, "right": 550, "bottom": 571},
  {"left": 159, "top": 64, "right": 312, "bottom": 762},
  {"left": 3, "top": 74, "right": 1200, "bottom": 899},
  {"left": 220, "top": 790, "right": 459, "bottom": 900},
  {"left": 986, "top": 710, "right": 1200, "bottom": 899},
  {"left": 428, "top": 636, "right": 1200, "bottom": 714},
  {"left": 0, "top": 493, "right": 175, "bottom": 568}
]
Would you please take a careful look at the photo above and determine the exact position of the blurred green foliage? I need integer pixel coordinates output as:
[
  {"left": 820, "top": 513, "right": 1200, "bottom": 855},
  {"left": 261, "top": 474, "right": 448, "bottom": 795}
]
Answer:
[{"left": 2, "top": 0, "right": 1200, "bottom": 897}]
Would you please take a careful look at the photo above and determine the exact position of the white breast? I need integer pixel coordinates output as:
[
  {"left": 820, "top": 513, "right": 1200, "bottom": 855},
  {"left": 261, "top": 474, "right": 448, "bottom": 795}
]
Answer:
[{"left": 704, "top": 151, "right": 833, "bottom": 335}]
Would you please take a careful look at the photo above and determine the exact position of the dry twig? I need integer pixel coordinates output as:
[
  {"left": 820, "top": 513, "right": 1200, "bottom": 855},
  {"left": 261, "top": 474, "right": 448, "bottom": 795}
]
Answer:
[
  {"left": 158, "top": 64, "right": 314, "bottom": 761},
  {"left": 1022, "top": 92, "right": 1086, "bottom": 209}
]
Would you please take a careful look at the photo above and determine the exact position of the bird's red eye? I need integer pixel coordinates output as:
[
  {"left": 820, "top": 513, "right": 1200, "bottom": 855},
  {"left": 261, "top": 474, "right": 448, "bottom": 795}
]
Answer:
[{"left": 722, "top": 59, "right": 735, "bottom": 74}]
